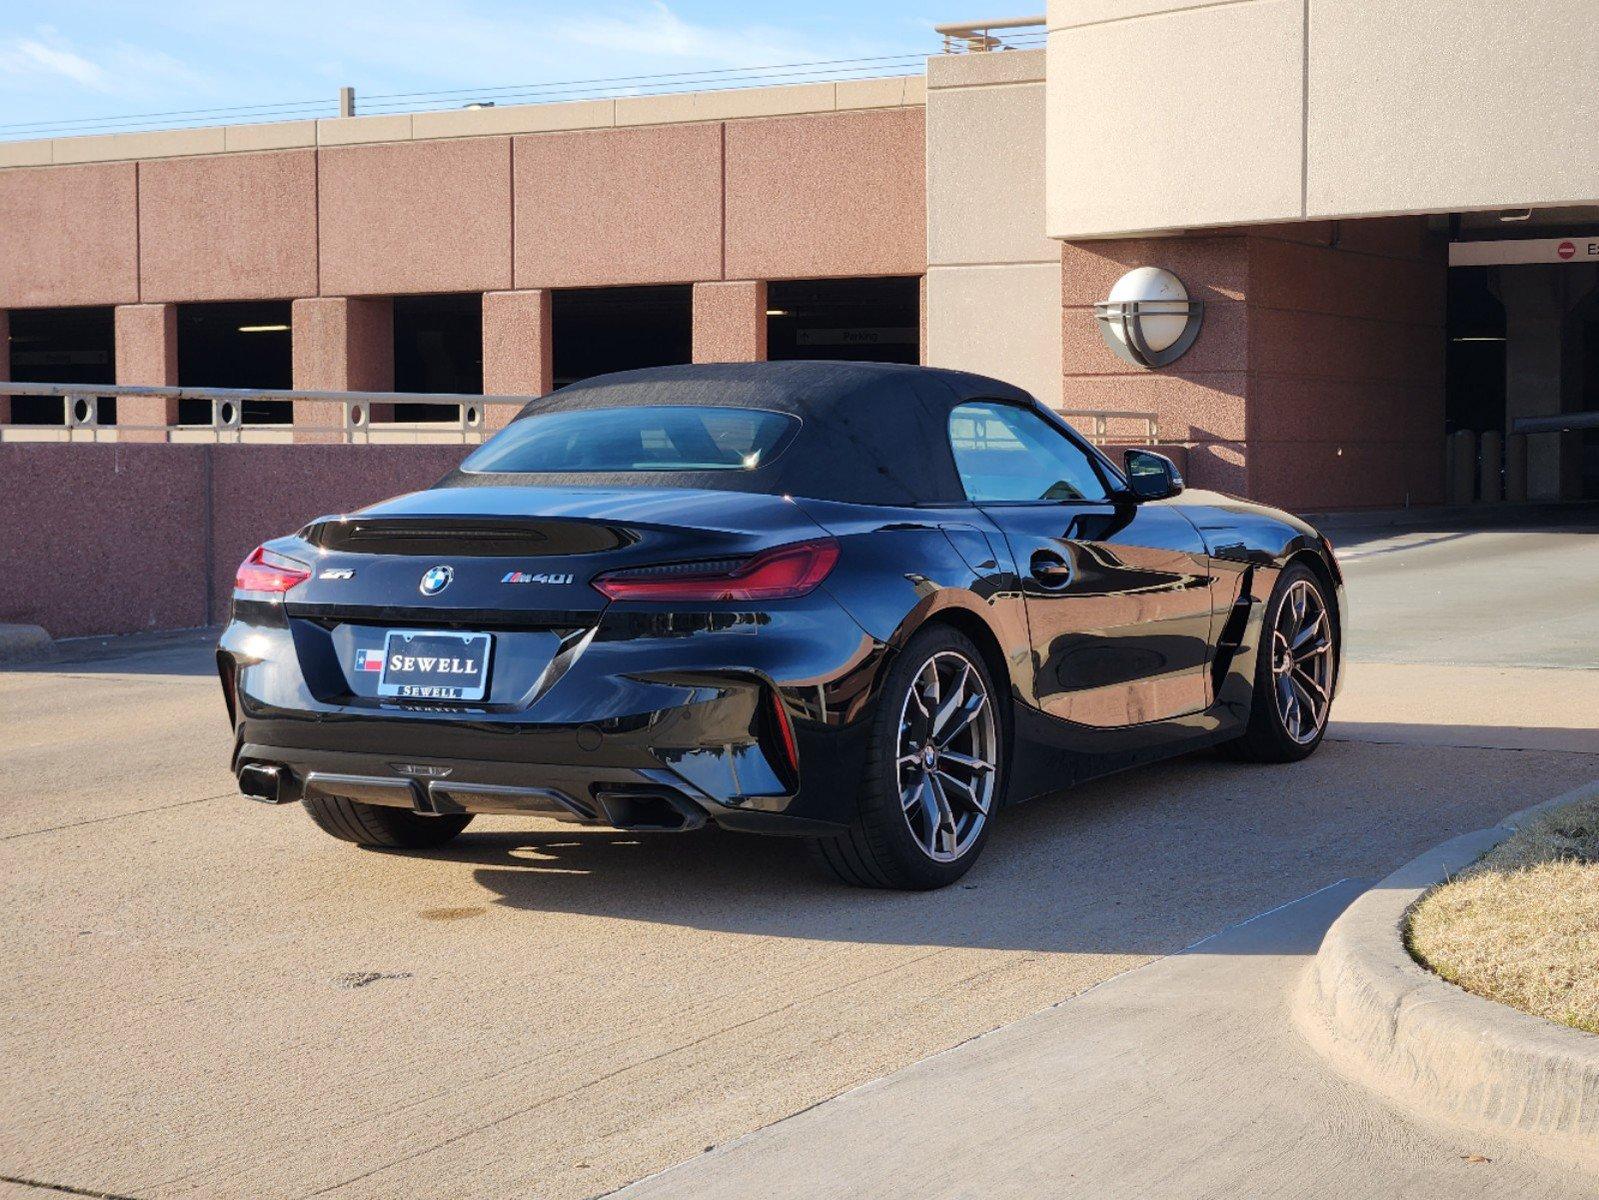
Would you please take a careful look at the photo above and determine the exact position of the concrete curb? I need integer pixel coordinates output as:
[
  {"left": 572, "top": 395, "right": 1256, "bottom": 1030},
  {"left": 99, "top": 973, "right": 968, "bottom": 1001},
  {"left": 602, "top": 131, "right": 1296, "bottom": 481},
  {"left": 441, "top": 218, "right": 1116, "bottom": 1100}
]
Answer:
[
  {"left": 0, "top": 623, "right": 52, "bottom": 661},
  {"left": 1295, "top": 778, "right": 1599, "bottom": 1173}
]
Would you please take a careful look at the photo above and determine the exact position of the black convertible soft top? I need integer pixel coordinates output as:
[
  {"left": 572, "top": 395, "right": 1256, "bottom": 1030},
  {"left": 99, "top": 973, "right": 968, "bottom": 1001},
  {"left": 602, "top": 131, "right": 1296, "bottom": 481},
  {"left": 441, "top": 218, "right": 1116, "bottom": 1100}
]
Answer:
[{"left": 444, "top": 361, "right": 1036, "bottom": 505}]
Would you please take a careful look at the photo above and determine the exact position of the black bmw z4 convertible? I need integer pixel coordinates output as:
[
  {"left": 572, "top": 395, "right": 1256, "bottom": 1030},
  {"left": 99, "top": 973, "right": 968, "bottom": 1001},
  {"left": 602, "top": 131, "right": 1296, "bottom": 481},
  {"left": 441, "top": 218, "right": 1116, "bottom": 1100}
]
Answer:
[{"left": 220, "top": 362, "right": 1343, "bottom": 889}]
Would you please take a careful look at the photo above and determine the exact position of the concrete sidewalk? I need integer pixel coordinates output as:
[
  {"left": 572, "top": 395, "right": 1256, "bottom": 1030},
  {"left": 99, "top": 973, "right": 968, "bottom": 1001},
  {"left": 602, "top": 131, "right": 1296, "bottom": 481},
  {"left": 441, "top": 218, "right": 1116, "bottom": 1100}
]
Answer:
[{"left": 619, "top": 879, "right": 1599, "bottom": 1200}]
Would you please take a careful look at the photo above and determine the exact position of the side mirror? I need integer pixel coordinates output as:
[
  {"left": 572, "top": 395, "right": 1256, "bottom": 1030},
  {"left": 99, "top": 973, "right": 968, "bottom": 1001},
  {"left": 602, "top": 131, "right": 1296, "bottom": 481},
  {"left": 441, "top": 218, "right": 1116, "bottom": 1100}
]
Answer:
[{"left": 1123, "top": 449, "right": 1184, "bottom": 501}]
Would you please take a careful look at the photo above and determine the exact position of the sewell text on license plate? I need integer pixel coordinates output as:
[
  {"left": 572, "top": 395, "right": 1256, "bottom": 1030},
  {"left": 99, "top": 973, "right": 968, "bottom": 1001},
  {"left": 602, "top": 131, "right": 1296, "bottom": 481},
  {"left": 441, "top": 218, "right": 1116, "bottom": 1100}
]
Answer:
[{"left": 376, "top": 630, "right": 493, "bottom": 701}]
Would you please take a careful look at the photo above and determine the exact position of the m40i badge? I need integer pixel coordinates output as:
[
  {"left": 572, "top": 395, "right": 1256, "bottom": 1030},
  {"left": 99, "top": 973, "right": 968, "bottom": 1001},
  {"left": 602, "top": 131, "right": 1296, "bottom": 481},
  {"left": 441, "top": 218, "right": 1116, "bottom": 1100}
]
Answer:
[{"left": 502, "top": 571, "right": 575, "bottom": 585}]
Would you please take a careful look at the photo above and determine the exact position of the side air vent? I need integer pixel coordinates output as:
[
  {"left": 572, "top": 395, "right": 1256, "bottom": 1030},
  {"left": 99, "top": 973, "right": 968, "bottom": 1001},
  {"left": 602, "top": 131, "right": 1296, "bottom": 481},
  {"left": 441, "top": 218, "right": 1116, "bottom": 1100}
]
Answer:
[{"left": 304, "top": 517, "right": 637, "bottom": 558}]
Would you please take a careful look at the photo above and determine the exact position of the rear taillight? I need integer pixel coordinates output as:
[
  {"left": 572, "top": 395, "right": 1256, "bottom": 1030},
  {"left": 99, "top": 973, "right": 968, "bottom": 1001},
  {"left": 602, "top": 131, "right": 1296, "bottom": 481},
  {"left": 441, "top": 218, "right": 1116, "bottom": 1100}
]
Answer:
[
  {"left": 591, "top": 538, "right": 840, "bottom": 602},
  {"left": 235, "top": 545, "right": 311, "bottom": 595}
]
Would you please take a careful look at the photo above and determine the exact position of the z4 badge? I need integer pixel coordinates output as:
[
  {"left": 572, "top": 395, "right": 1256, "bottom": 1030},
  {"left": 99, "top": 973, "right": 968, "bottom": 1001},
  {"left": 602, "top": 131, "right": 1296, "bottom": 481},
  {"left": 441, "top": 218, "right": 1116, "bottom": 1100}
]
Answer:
[
  {"left": 319, "top": 568, "right": 355, "bottom": 580},
  {"left": 502, "top": 571, "right": 575, "bottom": 585}
]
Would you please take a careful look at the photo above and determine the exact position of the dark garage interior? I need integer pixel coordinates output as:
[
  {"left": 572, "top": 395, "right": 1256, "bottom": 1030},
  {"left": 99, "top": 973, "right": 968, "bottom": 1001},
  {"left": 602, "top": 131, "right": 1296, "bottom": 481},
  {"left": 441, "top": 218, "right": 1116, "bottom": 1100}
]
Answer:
[
  {"left": 767, "top": 276, "right": 919, "bottom": 365},
  {"left": 5, "top": 306, "right": 115, "bottom": 425},
  {"left": 552, "top": 285, "right": 692, "bottom": 389},
  {"left": 176, "top": 300, "right": 293, "bottom": 425}
]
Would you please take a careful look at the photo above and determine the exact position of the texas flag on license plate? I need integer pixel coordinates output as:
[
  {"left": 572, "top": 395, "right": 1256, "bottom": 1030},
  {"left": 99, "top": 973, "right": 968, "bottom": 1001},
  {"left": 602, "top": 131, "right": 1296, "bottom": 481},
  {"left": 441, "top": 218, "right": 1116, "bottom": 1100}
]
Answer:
[{"left": 356, "top": 648, "right": 385, "bottom": 673}]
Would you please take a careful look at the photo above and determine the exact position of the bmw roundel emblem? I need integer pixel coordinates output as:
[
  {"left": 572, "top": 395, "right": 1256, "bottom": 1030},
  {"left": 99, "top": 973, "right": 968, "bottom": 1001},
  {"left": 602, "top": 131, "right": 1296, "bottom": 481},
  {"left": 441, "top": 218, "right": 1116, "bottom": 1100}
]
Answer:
[{"left": 419, "top": 565, "right": 454, "bottom": 596}]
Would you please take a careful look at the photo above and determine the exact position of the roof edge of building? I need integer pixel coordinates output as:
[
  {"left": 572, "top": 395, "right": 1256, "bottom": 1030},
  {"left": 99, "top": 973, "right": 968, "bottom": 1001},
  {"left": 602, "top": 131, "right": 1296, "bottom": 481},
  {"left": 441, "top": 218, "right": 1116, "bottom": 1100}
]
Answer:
[{"left": 0, "top": 74, "right": 929, "bottom": 171}]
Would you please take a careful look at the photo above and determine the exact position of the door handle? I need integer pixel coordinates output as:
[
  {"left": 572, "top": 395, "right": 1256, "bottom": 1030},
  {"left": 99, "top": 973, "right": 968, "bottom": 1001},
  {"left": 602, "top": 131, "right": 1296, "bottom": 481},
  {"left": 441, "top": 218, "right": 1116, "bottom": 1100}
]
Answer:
[{"left": 1030, "top": 550, "right": 1073, "bottom": 589}]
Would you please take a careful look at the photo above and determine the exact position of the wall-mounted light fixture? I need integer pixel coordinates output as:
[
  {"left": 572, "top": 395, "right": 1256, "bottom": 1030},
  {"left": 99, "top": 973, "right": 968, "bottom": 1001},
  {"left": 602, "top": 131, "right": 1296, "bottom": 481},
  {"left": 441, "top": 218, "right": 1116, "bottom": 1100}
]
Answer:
[{"left": 1093, "top": 267, "right": 1204, "bottom": 369}]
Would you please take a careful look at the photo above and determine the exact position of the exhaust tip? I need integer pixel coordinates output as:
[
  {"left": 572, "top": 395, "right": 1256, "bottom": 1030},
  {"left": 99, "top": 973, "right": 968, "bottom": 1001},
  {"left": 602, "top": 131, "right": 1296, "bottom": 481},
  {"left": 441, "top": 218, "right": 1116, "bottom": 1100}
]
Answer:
[
  {"left": 593, "top": 788, "right": 706, "bottom": 832},
  {"left": 238, "top": 762, "right": 293, "bottom": 805}
]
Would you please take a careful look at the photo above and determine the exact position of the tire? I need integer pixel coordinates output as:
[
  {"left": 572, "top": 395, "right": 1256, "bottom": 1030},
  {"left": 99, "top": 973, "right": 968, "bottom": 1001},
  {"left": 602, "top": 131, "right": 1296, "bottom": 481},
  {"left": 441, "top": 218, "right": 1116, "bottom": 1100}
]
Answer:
[
  {"left": 810, "top": 625, "right": 1006, "bottom": 890},
  {"left": 303, "top": 794, "right": 473, "bottom": 849},
  {"left": 1223, "top": 561, "right": 1337, "bottom": 764}
]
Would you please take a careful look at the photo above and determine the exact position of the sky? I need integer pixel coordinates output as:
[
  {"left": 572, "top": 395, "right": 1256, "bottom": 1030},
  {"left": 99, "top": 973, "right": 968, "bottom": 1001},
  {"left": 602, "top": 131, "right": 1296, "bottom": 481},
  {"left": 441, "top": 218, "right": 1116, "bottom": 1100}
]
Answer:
[{"left": 0, "top": 1, "right": 957, "bottom": 138}]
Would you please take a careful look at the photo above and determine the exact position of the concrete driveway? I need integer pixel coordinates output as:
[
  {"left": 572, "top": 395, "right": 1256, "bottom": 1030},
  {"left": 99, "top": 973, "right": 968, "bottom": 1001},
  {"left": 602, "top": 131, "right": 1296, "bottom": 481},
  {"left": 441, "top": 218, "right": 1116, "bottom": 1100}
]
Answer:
[{"left": 2, "top": 509, "right": 1595, "bottom": 1199}]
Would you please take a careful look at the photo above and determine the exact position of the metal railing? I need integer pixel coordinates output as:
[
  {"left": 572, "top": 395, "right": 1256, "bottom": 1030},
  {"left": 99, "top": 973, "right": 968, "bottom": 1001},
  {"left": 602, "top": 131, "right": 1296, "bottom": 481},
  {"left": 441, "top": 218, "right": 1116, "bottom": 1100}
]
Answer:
[
  {"left": 1059, "top": 409, "right": 1161, "bottom": 446},
  {"left": 1, "top": 381, "right": 1161, "bottom": 449},
  {"left": 0, "top": 382, "right": 532, "bottom": 444},
  {"left": 934, "top": 15, "right": 1046, "bottom": 53},
  {"left": 1512, "top": 412, "right": 1599, "bottom": 434}
]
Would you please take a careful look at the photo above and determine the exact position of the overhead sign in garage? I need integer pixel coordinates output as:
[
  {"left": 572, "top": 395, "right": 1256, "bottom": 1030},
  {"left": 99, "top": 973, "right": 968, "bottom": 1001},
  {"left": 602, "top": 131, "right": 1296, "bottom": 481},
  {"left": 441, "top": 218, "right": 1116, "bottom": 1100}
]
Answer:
[{"left": 1449, "top": 237, "right": 1599, "bottom": 266}]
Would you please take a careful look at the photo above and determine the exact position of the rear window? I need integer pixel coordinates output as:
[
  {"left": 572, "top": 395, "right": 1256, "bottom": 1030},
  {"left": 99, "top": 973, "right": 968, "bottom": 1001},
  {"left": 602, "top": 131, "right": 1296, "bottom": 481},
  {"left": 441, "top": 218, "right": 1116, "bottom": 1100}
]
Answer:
[{"left": 460, "top": 405, "right": 799, "bottom": 474}]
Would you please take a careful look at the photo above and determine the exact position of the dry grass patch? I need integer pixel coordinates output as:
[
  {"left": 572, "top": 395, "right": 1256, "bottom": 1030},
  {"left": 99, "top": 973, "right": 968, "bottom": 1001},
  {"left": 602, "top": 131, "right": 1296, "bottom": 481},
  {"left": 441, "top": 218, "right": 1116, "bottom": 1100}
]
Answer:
[{"left": 1407, "top": 797, "right": 1599, "bottom": 1035}]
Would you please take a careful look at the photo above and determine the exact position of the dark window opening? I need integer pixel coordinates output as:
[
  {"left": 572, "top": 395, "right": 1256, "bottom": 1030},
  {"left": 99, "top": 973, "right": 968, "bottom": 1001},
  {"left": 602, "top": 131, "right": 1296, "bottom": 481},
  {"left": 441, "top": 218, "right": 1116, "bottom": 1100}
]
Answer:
[
  {"left": 1445, "top": 266, "right": 1506, "bottom": 438},
  {"left": 552, "top": 285, "right": 692, "bottom": 389},
  {"left": 176, "top": 300, "right": 293, "bottom": 425},
  {"left": 766, "top": 276, "right": 920, "bottom": 365},
  {"left": 393, "top": 293, "right": 483, "bottom": 421},
  {"left": 6, "top": 307, "right": 115, "bottom": 425}
]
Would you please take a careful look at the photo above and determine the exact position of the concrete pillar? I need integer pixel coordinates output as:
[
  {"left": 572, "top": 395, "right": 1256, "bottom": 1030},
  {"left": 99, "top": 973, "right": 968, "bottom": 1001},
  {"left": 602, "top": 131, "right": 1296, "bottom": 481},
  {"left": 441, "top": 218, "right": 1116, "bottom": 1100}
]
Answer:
[
  {"left": 482, "top": 290, "right": 553, "bottom": 429},
  {"left": 0, "top": 309, "right": 10, "bottom": 425},
  {"left": 1498, "top": 264, "right": 1591, "bottom": 501},
  {"left": 114, "top": 303, "right": 179, "bottom": 442},
  {"left": 692, "top": 281, "right": 767, "bottom": 364},
  {"left": 1447, "top": 430, "right": 1476, "bottom": 505},
  {"left": 1478, "top": 429, "right": 1503, "bottom": 502},
  {"left": 1505, "top": 433, "right": 1529, "bottom": 502},
  {"left": 291, "top": 297, "right": 392, "bottom": 443},
  {"left": 918, "top": 275, "right": 928, "bottom": 367}
]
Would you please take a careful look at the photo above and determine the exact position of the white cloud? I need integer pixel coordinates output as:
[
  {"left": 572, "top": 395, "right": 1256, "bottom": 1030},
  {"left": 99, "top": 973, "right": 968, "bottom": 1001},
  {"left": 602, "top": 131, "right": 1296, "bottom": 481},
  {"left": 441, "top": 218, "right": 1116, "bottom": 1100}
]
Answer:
[
  {"left": 0, "top": 29, "right": 218, "bottom": 104},
  {"left": 551, "top": 1, "right": 820, "bottom": 68},
  {"left": 0, "top": 36, "right": 116, "bottom": 92}
]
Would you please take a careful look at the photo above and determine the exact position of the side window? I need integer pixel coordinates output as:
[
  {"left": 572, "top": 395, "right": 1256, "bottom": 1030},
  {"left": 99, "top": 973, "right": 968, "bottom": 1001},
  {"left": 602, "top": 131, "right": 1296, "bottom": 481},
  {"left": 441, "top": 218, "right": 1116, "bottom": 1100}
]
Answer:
[{"left": 948, "top": 401, "right": 1112, "bottom": 503}]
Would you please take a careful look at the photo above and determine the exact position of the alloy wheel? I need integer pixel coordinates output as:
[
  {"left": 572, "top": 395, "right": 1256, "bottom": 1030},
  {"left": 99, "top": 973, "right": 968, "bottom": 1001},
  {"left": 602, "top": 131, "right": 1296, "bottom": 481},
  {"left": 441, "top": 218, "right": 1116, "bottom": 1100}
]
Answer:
[
  {"left": 894, "top": 650, "right": 998, "bottom": 862},
  {"left": 1270, "top": 578, "right": 1334, "bottom": 744}
]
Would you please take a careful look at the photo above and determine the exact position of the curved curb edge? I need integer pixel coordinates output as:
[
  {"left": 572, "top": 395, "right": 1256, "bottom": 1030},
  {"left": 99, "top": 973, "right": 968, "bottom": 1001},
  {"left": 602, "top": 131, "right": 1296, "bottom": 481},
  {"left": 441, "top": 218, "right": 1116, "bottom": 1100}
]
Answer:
[
  {"left": 0, "top": 623, "right": 51, "bottom": 662},
  {"left": 1294, "top": 778, "right": 1599, "bottom": 1174}
]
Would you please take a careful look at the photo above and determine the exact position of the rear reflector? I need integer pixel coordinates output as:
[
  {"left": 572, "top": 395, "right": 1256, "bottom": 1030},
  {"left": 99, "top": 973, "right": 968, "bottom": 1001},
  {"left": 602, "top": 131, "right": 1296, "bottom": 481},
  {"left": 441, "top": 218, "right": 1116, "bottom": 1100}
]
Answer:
[
  {"left": 235, "top": 545, "right": 311, "bottom": 595},
  {"left": 591, "top": 538, "right": 840, "bottom": 602},
  {"left": 768, "top": 688, "right": 800, "bottom": 779}
]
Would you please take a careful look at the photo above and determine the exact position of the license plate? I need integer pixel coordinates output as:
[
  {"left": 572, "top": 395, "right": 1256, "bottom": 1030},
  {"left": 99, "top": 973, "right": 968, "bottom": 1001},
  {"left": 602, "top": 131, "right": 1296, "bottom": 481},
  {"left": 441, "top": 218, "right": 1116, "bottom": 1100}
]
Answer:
[{"left": 377, "top": 630, "right": 493, "bottom": 701}]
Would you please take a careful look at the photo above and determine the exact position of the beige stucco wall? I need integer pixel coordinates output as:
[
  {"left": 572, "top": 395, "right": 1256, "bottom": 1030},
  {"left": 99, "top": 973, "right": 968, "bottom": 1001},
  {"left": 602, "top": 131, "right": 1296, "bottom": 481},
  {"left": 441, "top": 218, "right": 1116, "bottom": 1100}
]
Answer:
[
  {"left": 925, "top": 51, "right": 1063, "bottom": 406},
  {"left": 1046, "top": 0, "right": 1599, "bottom": 239}
]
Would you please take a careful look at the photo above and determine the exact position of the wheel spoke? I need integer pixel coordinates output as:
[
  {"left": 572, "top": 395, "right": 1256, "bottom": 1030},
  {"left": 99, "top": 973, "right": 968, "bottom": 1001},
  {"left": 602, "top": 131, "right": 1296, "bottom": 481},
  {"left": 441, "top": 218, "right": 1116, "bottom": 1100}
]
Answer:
[
  {"left": 927, "top": 774, "right": 959, "bottom": 856},
  {"left": 920, "top": 660, "right": 941, "bottom": 711},
  {"left": 936, "top": 694, "right": 987, "bottom": 749},
  {"left": 935, "top": 769, "right": 989, "bottom": 815},
  {"left": 902, "top": 774, "right": 927, "bottom": 813},
  {"left": 1291, "top": 616, "right": 1324, "bottom": 651},
  {"left": 1289, "top": 674, "right": 1323, "bottom": 723},
  {"left": 1293, "top": 636, "right": 1329, "bottom": 662},
  {"left": 1292, "top": 667, "right": 1328, "bottom": 703},
  {"left": 931, "top": 663, "right": 970, "bottom": 737},
  {"left": 938, "top": 750, "right": 994, "bottom": 775}
]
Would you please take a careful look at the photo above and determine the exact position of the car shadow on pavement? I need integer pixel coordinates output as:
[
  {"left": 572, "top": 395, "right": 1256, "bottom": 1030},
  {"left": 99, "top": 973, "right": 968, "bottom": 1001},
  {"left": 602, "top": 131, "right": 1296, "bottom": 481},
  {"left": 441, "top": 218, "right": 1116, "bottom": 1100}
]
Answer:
[{"left": 408, "top": 738, "right": 1587, "bottom": 956}]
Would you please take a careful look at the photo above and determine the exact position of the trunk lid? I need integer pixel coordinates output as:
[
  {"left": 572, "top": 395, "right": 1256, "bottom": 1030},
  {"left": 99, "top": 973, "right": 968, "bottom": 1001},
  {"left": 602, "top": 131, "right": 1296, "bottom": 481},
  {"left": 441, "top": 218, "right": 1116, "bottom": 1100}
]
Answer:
[
  {"left": 283, "top": 484, "right": 826, "bottom": 625},
  {"left": 276, "top": 485, "right": 826, "bottom": 710}
]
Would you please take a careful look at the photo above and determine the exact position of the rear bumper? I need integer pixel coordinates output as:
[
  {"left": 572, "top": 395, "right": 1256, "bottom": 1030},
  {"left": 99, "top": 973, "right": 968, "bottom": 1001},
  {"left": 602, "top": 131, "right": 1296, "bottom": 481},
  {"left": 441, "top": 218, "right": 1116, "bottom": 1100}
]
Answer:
[
  {"left": 234, "top": 742, "right": 850, "bottom": 835},
  {"left": 221, "top": 589, "right": 885, "bottom": 836}
]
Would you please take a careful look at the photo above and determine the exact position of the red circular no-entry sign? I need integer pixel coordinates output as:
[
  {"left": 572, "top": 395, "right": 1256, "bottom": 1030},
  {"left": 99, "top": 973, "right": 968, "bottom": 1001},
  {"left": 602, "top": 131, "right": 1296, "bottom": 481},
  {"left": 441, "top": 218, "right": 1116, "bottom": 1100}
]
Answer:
[{"left": 1558, "top": 241, "right": 1576, "bottom": 260}]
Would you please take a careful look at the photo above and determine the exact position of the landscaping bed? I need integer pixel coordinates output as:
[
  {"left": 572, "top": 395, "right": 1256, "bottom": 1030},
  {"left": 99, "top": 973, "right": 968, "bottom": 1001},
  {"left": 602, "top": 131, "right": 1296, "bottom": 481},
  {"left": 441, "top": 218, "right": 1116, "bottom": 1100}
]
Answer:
[{"left": 1407, "top": 797, "right": 1599, "bottom": 1035}]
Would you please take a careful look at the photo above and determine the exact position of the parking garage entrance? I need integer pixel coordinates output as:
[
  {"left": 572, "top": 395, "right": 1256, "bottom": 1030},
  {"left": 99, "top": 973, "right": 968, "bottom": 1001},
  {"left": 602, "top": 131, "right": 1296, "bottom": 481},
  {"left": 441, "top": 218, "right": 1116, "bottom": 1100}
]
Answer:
[{"left": 1449, "top": 232, "right": 1599, "bottom": 501}]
